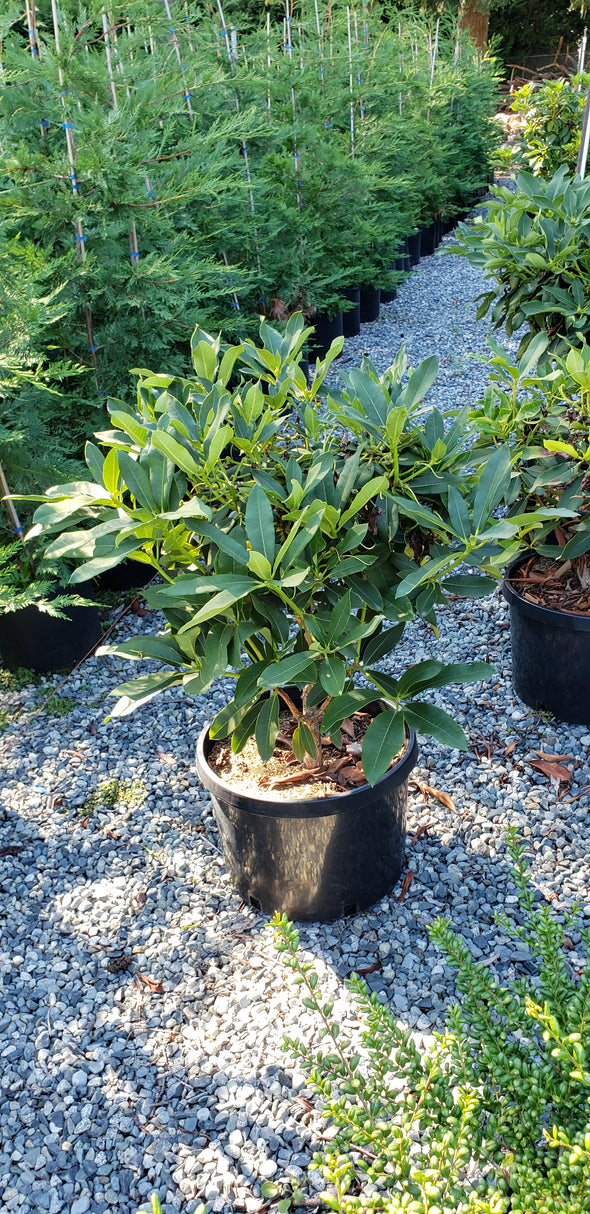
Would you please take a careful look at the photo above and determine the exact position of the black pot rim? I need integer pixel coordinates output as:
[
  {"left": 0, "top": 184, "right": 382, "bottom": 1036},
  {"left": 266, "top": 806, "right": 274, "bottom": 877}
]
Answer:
[
  {"left": 195, "top": 717, "right": 418, "bottom": 820},
  {"left": 503, "top": 551, "right": 590, "bottom": 633}
]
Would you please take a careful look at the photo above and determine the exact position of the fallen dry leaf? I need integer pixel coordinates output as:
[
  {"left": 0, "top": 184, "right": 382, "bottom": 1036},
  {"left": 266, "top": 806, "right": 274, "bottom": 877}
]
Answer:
[
  {"left": 529, "top": 759, "right": 572, "bottom": 782},
  {"left": 104, "top": 828, "right": 120, "bottom": 840},
  {"left": 356, "top": 959, "right": 382, "bottom": 976},
  {"left": 0, "top": 845, "right": 24, "bottom": 858},
  {"left": 398, "top": 870, "right": 414, "bottom": 901},
  {"left": 341, "top": 717, "right": 356, "bottom": 739},
  {"left": 413, "top": 822, "right": 433, "bottom": 842},
  {"left": 564, "top": 936, "right": 574, "bottom": 950},
  {"left": 88, "top": 721, "right": 98, "bottom": 736},
  {"left": 294, "top": 1095, "right": 314, "bottom": 1112},
  {"left": 505, "top": 741, "right": 517, "bottom": 756},
  {"left": 135, "top": 891, "right": 147, "bottom": 907},
  {"left": 532, "top": 750, "right": 573, "bottom": 763},
  {"left": 412, "top": 780, "right": 457, "bottom": 812},
  {"left": 136, "top": 972, "right": 164, "bottom": 994},
  {"left": 80, "top": 816, "right": 89, "bottom": 829}
]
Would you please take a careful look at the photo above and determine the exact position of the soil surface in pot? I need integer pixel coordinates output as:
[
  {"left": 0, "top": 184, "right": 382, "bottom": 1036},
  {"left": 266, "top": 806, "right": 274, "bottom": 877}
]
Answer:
[
  {"left": 208, "top": 707, "right": 406, "bottom": 800},
  {"left": 509, "top": 553, "right": 590, "bottom": 615}
]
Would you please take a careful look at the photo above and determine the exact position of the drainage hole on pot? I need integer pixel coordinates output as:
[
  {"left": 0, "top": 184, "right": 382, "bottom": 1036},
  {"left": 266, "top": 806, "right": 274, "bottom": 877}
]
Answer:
[
  {"left": 344, "top": 902, "right": 358, "bottom": 917},
  {"left": 249, "top": 895, "right": 262, "bottom": 911}
]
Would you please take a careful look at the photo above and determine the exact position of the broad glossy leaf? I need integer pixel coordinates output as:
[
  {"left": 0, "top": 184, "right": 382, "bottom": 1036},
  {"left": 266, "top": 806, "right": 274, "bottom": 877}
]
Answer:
[
  {"left": 99, "top": 635, "right": 184, "bottom": 665},
  {"left": 117, "top": 450, "right": 157, "bottom": 511},
  {"left": 258, "top": 653, "right": 318, "bottom": 688},
  {"left": 362, "top": 710, "right": 405, "bottom": 786},
  {"left": 255, "top": 692, "right": 280, "bottom": 761},
  {"left": 245, "top": 484, "right": 275, "bottom": 563},
  {"left": 191, "top": 584, "right": 259, "bottom": 625},
  {"left": 109, "top": 671, "right": 182, "bottom": 716},
  {"left": 402, "top": 701, "right": 468, "bottom": 750},
  {"left": 322, "top": 689, "right": 380, "bottom": 734},
  {"left": 151, "top": 430, "right": 202, "bottom": 481},
  {"left": 472, "top": 446, "right": 513, "bottom": 534},
  {"left": 361, "top": 623, "right": 405, "bottom": 665},
  {"left": 442, "top": 573, "right": 496, "bottom": 597},
  {"left": 403, "top": 356, "right": 438, "bottom": 409},
  {"left": 319, "top": 656, "right": 347, "bottom": 696},
  {"left": 339, "top": 476, "right": 389, "bottom": 527}
]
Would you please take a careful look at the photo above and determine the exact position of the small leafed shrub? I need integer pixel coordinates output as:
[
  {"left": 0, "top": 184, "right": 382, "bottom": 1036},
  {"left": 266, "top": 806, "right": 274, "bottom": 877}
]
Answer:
[{"left": 273, "top": 829, "right": 590, "bottom": 1213}]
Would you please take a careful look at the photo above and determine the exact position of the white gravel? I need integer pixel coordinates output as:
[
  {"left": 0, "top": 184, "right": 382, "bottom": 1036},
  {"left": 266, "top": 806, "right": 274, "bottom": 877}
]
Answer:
[{"left": 1, "top": 209, "right": 588, "bottom": 1214}]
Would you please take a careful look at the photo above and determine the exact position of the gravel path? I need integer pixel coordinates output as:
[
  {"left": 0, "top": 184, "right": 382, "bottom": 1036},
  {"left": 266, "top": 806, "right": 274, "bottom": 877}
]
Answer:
[{"left": 1, "top": 222, "right": 588, "bottom": 1214}]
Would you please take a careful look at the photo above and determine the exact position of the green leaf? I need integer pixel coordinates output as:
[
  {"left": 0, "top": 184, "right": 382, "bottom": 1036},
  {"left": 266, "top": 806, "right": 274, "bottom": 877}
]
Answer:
[
  {"left": 258, "top": 653, "right": 318, "bottom": 688},
  {"left": 109, "top": 671, "right": 182, "bottom": 716},
  {"left": 320, "top": 656, "right": 347, "bottom": 696},
  {"left": 255, "top": 692, "right": 280, "bottom": 761},
  {"left": 292, "top": 719, "right": 317, "bottom": 762},
  {"left": 544, "top": 439, "right": 581, "bottom": 460},
  {"left": 403, "top": 355, "right": 438, "bottom": 409},
  {"left": 151, "top": 430, "right": 202, "bottom": 481},
  {"left": 99, "top": 635, "right": 184, "bottom": 665},
  {"left": 245, "top": 484, "right": 275, "bottom": 563},
  {"left": 322, "top": 689, "right": 379, "bottom": 734},
  {"left": 102, "top": 448, "right": 120, "bottom": 495},
  {"left": 117, "top": 450, "right": 157, "bottom": 511},
  {"left": 362, "top": 710, "right": 405, "bottom": 786},
  {"left": 472, "top": 446, "right": 513, "bottom": 534},
  {"left": 361, "top": 624, "right": 405, "bottom": 665},
  {"left": 403, "top": 701, "right": 468, "bottom": 750},
  {"left": 442, "top": 574, "right": 496, "bottom": 597},
  {"left": 339, "top": 476, "right": 389, "bottom": 527},
  {"left": 191, "top": 584, "right": 259, "bottom": 626}
]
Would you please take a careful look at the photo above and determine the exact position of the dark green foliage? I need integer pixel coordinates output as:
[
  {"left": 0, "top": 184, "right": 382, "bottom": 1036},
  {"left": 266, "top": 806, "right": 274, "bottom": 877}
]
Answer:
[
  {"left": 0, "top": 0, "right": 498, "bottom": 511},
  {"left": 273, "top": 829, "right": 590, "bottom": 1212},
  {"left": 511, "top": 74, "right": 590, "bottom": 177},
  {"left": 451, "top": 167, "right": 590, "bottom": 356},
  {"left": 489, "top": 0, "right": 586, "bottom": 71}
]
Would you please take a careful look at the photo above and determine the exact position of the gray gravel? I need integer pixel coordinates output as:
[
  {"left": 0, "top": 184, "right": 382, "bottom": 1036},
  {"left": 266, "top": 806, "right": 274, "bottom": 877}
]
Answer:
[{"left": 1, "top": 213, "right": 588, "bottom": 1214}]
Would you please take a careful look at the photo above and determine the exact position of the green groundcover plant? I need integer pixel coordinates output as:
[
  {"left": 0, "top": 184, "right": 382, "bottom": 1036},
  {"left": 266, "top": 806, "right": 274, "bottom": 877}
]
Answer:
[{"left": 273, "top": 829, "right": 590, "bottom": 1213}]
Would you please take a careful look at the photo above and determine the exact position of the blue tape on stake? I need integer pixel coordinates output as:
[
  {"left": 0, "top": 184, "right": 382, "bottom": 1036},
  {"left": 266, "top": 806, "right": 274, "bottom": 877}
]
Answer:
[
  {"left": 232, "top": 301, "right": 240, "bottom": 310},
  {"left": 62, "top": 122, "right": 73, "bottom": 129},
  {"left": 75, "top": 234, "right": 86, "bottom": 241},
  {"left": 13, "top": 525, "right": 24, "bottom": 535},
  {"left": 89, "top": 345, "right": 98, "bottom": 352},
  {"left": 130, "top": 251, "right": 140, "bottom": 259},
  {"left": 41, "top": 120, "right": 50, "bottom": 126}
]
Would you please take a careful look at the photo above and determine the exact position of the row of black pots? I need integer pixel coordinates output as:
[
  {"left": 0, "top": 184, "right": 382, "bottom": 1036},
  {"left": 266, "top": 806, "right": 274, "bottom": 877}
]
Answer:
[{"left": 308, "top": 192, "right": 490, "bottom": 362}]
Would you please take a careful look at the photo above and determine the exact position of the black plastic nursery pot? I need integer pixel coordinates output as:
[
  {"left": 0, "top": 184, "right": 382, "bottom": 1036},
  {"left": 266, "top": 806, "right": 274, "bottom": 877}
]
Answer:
[
  {"left": 503, "top": 554, "right": 590, "bottom": 725},
  {"left": 380, "top": 288, "right": 397, "bottom": 305},
  {"left": 399, "top": 240, "right": 411, "bottom": 273},
  {"left": 360, "top": 285, "right": 381, "bottom": 323},
  {"left": 419, "top": 222, "right": 436, "bottom": 257},
  {"left": 342, "top": 286, "right": 361, "bottom": 338},
  {"left": 0, "top": 594, "right": 102, "bottom": 673},
  {"left": 93, "top": 559, "right": 154, "bottom": 593},
  {"left": 407, "top": 231, "right": 421, "bottom": 266},
  {"left": 308, "top": 311, "right": 343, "bottom": 361},
  {"left": 195, "top": 716, "right": 418, "bottom": 922}
]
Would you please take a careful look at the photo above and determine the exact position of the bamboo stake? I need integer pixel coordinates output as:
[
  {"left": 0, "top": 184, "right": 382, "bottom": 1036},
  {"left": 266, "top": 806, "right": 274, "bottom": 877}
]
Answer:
[
  {"left": 0, "top": 462, "right": 23, "bottom": 538},
  {"left": 162, "top": 0, "right": 193, "bottom": 113},
  {"left": 101, "top": 10, "right": 140, "bottom": 265},
  {"left": 313, "top": 0, "right": 325, "bottom": 93},
  {"left": 284, "top": 0, "right": 302, "bottom": 207},
  {"left": 50, "top": 0, "right": 98, "bottom": 372},
  {"left": 266, "top": 9, "right": 272, "bottom": 118},
  {"left": 346, "top": 7, "right": 355, "bottom": 156},
  {"left": 427, "top": 17, "right": 439, "bottom": 123},
  {"left": 353, "top": 10, "right": 364, "bottom": 126}
]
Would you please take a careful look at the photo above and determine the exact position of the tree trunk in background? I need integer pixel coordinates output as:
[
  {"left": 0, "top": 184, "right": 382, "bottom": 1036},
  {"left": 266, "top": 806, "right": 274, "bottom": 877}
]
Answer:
[{"left": 459, "top": 2, "right": 489, "bottom": 51}]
